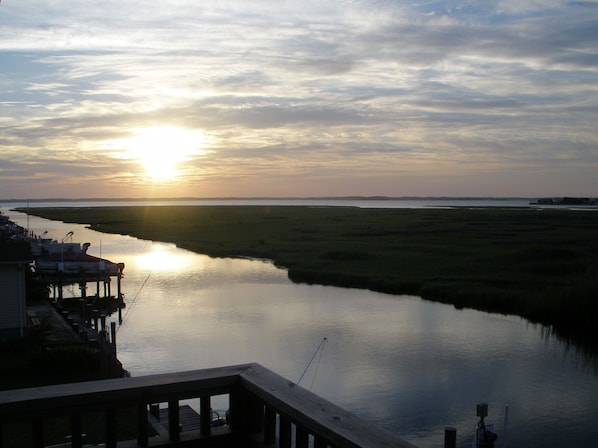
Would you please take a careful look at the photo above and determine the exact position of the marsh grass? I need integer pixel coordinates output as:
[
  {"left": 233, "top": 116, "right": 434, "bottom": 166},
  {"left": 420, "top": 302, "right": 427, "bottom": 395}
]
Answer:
[{"left": 22, "top": 206, "right": 598, "bottom": 352}]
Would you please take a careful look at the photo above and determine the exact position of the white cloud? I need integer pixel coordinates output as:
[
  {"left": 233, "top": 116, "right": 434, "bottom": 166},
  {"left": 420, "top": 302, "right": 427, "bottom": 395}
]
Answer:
[
  {"left": 0, "top": 0, "right": 597, "bottom": 198},
  {"left": 495, "top": 0, "right": 566, "bottom": 14}
]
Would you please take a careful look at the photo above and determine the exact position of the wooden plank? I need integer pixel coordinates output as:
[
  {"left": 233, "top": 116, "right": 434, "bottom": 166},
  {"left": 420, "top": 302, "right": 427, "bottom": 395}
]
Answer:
[{"left": 159, "top": 405, "right": 202, "bottom": 433}]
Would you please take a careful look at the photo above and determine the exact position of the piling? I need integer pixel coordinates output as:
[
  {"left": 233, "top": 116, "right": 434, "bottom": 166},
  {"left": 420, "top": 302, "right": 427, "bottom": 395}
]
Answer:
[
  {"left": 444, "top": 426, "right": 456, "bottom": 448},
  {"left": 111, "top": 322, "right": 117, "bottom": 355}
]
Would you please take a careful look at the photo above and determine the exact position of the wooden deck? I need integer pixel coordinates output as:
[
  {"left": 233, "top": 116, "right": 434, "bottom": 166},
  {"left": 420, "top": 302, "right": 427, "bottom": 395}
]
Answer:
[
  {"left": 154, "top": 404, "right": 226, "bottom": 434},
  {"left": 0, "top": 363, "right": 418, "bottom": 448}
]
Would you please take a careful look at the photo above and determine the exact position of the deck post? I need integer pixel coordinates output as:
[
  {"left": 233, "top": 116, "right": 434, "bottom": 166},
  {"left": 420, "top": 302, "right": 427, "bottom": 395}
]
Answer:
[
  {"left": 228, "top": 387, "right": 242, "bottom": 433},
  {"left": 245, "top": 393, "right": 264, "bottom": 434},
  {"left": 296, "top": 425, "right": 309, "bottom": 448},
  {"left": 314, "top": 436, "right": 328, "bottom": 448},
  {"left": 279, "top": 415, "right": 292, "bottom": 448},
  {"left": 200, "top": 395, "right": 212, "bottom": 436},
  {"left": 168, "top": 399, "right": 180, "bottom": 441},
  {"left": 111, "top": 322, "right": 117, "bottom": 356},
  {"left": 150, "top": 403, "right": 160, "bottom": 420},
  {"left": 105, "top": 409, "right": 117, "bottom": 448},
  {"left": 117, "top": 267, "right": 122, "bottom": 297},
  {"left": 137, "top": 404, "right": 149, "bottom": 446},
  {"left": 70, "top": 414, "right": 83, "bottom": 448},
  {"left": 264, "top": 405, "right": 276, "bottom": 445},
  {"left": 32, "top": 419, "right": 43, "bottom": 448}
]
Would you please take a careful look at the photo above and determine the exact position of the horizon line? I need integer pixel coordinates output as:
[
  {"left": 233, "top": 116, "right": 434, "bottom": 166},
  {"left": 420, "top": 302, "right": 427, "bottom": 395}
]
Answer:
[{"left": 0, "top": 195, "right": 576, "bottom": 203}]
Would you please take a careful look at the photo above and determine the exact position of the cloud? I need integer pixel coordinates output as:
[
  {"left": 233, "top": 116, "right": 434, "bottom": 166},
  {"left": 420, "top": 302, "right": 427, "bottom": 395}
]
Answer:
[{"left": 0, "top": 0, "right": 597, "bottom": 198}]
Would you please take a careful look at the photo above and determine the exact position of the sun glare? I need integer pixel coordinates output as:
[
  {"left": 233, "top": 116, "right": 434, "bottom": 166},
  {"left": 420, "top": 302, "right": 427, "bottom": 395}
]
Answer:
[
  {"left": 135, "top": 243, "right": 193, "bottom": 272},
  {"left": 124, "top": 126, "right": 205, "bottom": 181}
]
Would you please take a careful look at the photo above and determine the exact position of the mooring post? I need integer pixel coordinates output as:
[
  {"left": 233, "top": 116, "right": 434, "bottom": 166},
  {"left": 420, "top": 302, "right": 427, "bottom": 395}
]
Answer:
[
  {"left": 111, "top": 321, "right": 117, "bottom": 356},
  {"left": 445, "top": 426, "right": 457, "bottom": 448}
]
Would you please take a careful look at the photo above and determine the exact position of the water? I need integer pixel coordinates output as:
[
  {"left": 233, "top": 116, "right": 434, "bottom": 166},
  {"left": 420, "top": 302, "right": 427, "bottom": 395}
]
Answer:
[{"left": 3, "top": 204, "right": 597, "bottom": 448}]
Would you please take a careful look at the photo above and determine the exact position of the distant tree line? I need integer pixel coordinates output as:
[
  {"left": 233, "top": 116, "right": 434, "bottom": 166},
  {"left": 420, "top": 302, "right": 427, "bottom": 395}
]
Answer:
[{"left": 531, "top": 197, "right": 598, "bottom": 205}]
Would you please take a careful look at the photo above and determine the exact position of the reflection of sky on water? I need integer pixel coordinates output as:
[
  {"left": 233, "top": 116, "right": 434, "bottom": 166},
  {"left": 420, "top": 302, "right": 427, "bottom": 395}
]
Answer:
[{"left": 4, "top": 207, "right": 598, "bottom": 448}]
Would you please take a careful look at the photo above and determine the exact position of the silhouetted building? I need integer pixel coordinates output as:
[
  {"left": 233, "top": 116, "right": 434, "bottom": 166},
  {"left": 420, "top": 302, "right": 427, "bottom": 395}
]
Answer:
[{"left": 0, "top": 240, "right": 33, "bottom": 340}]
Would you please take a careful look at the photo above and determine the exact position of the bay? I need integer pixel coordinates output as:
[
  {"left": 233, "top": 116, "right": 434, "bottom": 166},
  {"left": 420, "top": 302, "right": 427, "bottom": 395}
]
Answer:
[{"left": 3, "top": 203, "right": 597, "bottom": 448}]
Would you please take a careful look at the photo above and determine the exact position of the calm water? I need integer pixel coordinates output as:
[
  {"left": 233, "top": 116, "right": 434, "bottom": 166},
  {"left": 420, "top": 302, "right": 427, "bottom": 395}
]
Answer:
[{"left": 4, "top": 204, "right": 597, "bottom": 448}]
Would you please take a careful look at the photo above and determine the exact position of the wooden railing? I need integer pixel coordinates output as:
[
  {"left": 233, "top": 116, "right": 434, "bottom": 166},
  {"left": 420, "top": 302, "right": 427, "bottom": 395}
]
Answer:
[{"left": 0, "top": 363, "right": 417, "bottom": 448}]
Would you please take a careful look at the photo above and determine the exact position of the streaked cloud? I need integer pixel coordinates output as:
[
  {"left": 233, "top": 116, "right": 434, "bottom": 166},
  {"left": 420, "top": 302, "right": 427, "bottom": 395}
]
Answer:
[{"left": 1, "top": 0, "right": 597, "bottom": 198}]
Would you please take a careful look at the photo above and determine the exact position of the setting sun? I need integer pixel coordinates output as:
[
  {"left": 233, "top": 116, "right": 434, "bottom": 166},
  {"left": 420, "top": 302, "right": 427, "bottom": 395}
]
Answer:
[{"left": 123, "top": 126, "right": 205, "bottom": 181}]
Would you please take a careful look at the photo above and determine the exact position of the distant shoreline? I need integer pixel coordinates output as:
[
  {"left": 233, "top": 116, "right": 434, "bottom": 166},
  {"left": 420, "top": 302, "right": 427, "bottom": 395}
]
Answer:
[{"left": 2, "top": 196, "right": 534, "bottom": 203}]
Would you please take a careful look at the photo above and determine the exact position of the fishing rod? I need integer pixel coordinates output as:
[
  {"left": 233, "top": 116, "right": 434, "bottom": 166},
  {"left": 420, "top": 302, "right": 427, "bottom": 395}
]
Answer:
[
  {"left": 117, "top": 273, "right": 151, "bottom": 329},
  {"left": 297, "top": 337, "right": 327, "bottom": 389}
]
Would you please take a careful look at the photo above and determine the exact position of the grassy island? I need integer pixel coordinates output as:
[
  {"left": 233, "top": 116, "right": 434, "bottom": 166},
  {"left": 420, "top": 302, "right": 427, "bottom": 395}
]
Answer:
[{"left": 22, "top": 205, "right": 598, "bottom": 353}]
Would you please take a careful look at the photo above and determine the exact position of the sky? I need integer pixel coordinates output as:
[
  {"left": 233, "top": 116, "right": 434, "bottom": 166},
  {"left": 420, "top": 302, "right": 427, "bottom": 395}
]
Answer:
[{"left": 1, "top": 0, "right": 597, "bottom": 199}]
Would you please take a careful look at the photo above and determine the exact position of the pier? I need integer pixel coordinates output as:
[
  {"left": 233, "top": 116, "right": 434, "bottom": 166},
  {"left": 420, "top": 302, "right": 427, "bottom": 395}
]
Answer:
[
  {"left": 1, "top": 211, "right": 126, "bottom": 377},
  {"left": 31, "top": 237, "right": 126, "bottom": 323},
  {"left": 2, "top": 211, "right": 126, "bottom": 330}
]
